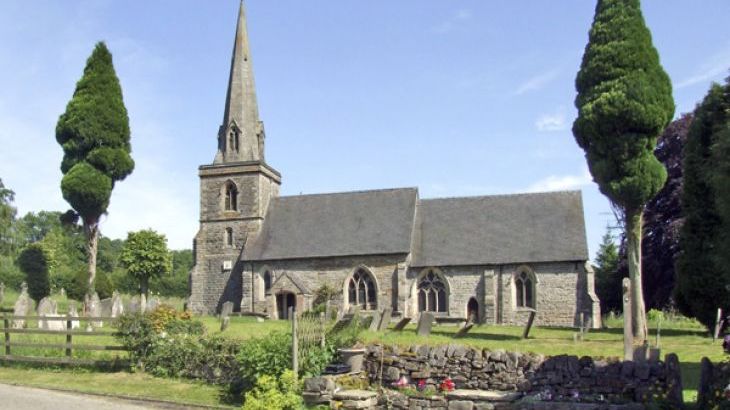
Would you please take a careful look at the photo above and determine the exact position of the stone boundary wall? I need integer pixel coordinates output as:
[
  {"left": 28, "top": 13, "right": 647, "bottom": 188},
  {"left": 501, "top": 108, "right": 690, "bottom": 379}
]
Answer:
[{"left": 364, "top": 345, "right": 683, "bottom": 406}]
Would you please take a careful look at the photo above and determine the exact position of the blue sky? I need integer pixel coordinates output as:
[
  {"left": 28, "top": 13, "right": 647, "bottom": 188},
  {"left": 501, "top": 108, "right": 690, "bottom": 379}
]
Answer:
[{"left": 1, "top": 1, "right": 729, "bottom": 257}]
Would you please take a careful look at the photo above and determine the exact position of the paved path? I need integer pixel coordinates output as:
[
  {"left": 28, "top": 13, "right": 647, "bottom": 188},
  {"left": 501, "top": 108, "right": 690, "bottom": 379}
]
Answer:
[{"left": 0, "top": 384, "right": 172, "bottom": 409}]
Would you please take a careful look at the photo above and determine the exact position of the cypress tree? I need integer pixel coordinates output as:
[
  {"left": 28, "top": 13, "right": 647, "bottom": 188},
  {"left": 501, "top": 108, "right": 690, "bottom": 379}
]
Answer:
[
  {"left": 573, "top": 0, "right": 674, "bottom": 342},
  {"left": 56, "top": 42, "right": 134, "bottom": 294},
  {"left": 676, "top": 81, "right": 730, "bottom": 329}
]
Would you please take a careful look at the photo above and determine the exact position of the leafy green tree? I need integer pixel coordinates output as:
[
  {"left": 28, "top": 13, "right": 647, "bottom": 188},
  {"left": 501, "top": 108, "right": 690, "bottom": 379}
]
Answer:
[
  {"left": 675, "top": 82, "right": 730, "bottom": 329},
  {"left": 0, "top": 178, "right": 17, "bottom": 256},
  {"left": 573, "top": 0, "right": 674, "bottom": 342},
  {"left": 56, "top": 42, "right": 134, "bottom": 294},
  {"left": 16, "top": 243, "right": 51, "bottom": 302},
  {"left": 151, "top": 249, "right": 192, "bottom": 297},
  {"left": 120, "top": 230, "right": 172, "bottom": 309},
  {"left": 594, "top": 228, "right": 622, "bottom": 314}
]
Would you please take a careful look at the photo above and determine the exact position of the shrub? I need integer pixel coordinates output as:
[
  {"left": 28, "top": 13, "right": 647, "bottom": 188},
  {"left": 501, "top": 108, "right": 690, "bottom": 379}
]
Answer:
[
  {"left": 236, "top": 331, "right": 292, "bottom": 392},
  {"left": 242, "top": 370, "right": 302, "bottom": 410},
  {"left": 0, "top": 255, "right": 24, "bottom": 290},
  {"left": 16, "top": 243, "right": 51, "bottom": 302},
  {"left": 147, "top": 334, "right": 240, "bottom": 385}
]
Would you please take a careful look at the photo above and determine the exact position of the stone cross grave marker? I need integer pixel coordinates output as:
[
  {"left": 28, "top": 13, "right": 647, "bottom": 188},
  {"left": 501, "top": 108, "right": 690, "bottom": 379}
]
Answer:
[
  {"left": 221, "top": 301, "right": 234, "bottom": 318},
  {"left": 377, "top": 308, "right": 392, "bottom": 331},
  {"left": 12, "top": 282, "right": 32, "bottom": 329},
  {"left": 416, "top": 312, "right": 434, "bottom": 336},
  {"left": 128, "top": 295, "right": 141, "bottom": 313},
  {"left": 111, "top": 291, "right": 124, "bottom": 317},
  {"left": 392, "top": 317, "right": 411, "bottom": 331},
  {"left": 455, "top": 322, "right": 474, "bottom": 338},
  {"left": 68, "top": 302, "right": 80, "bottom": 329},
  {"left": 0, "top": 282, "right": 4, "bottom": 306},
  {"left": 100, "top": 298, "right": 113, "bottom": 317},
  {"left": 368, "top": 310, "right": 381, "bottom": 331}
]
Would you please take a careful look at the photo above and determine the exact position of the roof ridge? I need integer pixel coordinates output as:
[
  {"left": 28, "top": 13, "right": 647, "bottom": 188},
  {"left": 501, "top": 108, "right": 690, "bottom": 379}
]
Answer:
[
  {"left": 278, "top": 186, "right": 418, "bottom": 200},
  {"left": 420, "top": 189, "right": 582, "bottom": 202}
]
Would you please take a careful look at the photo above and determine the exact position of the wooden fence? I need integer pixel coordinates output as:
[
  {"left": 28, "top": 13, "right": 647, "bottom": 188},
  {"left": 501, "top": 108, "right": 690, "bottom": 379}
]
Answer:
[{"left": 1, "top": 313, "right": 128, "bottom": 367}]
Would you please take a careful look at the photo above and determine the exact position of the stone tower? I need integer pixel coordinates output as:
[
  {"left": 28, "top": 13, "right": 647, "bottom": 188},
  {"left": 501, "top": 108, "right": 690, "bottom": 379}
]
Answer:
[{"left": 189, "top": 1, "right": 280, "bottom": 314}]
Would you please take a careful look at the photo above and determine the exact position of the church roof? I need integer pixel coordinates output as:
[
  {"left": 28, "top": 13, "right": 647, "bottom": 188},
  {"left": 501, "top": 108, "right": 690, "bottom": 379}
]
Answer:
[
  {"left": 410, "top": 190, "right": 589, "bottom": 267},
  {"left": 243, "top": 188, "right": 588, "bottom": 265},
  {"left": 243, "top": 188, "right": 418, "bottom": 261}
]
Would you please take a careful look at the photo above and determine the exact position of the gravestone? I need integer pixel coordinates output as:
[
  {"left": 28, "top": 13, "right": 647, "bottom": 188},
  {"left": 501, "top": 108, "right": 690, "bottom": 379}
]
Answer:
[
  {"left": 455, "top": 323, "right": 474, "bottom": 338},
  {"left": 100, "top": 298, "right": 113, "bottom": 317},
  {"left": 522, "top": 310, "right": 537, "bottom": 339},
  {"left": 393, "top": 317, "right": 411, "bottom": 331},
  {"left": 377, "top": 308, "right": 392, "bottom": 331},
  {"left": 59, "top": 287, "right": 66, "bottom": 298},
  {"left": 147, "top": 296, "right": 161, "bottom": 312},
  {"left": 12, "top": 282, "right": 32, "bottom": 329},
  {"left": 416, "top": 312, "right": 434, "bottom": 336},
  {"left": 128, "top": 295, "right": 141, "bottom": 313},
  {"left": 0, "top": 282, "right": 4, "bottom": 306},
  {"left": 68, "top": 303, "right": 80, "bottom": 329},
  {"left": 111, "top": 291, "right": 124, "bottom": 317},
  {"left": 368, "top": 310, "right": 381, "bottom": 331},
  {"left": 220, "top": 316, "right": 230, "bottom": 331},
  {"left": 86, "top": 292, "right": 102, "bottom": 327},
  {"left": 37, "top": 297, "right": 59, "bottom": 330},
  {"left": 221, "top": 301, "right": 234, "bottom": 318}
]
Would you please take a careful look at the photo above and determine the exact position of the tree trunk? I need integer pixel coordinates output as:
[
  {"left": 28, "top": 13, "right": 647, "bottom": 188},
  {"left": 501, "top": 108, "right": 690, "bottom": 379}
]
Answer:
[
  {"left": 140, "top": 276, "right": 149, "bottom": 313},
  {"left": 626, "top": 209, "right": 648, "bottom": 343},
  {"left": 84, "top": 217, "right": 99, "bottom": 295}
]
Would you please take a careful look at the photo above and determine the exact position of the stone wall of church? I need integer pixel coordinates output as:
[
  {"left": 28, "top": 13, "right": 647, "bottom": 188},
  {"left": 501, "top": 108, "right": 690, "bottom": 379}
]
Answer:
[{"left": 242, "top": 254, "right": 409, "bottom": 315}]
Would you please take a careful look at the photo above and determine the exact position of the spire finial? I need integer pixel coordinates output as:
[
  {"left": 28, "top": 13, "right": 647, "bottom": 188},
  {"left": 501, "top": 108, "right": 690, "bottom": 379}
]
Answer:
[{"left": 216, "top": 0, "right": 264, "bottom": 163}]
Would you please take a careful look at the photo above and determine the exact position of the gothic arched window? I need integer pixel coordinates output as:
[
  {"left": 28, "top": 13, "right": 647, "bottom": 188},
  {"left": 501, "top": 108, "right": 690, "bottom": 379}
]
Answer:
[
  {"left": 418, "top": 270, "right": 447, "bottom": 312},
  {"left": 263, "top": 271, "right": 272, "bottom": 294},
  {"left": 348, "top": 269, "right": 377, "bottom": 310},
  {"left": 224, "top": 182, "right": 238, "bottom": 211},
  {"left": 228, "top": 129, "right": 239, "bottom": 152},
  {"left": 225, "top": 227, "right": 233, "bottom": 247},
  {"left": 515, "top": 270, "right": 535, "bottom": 308}
]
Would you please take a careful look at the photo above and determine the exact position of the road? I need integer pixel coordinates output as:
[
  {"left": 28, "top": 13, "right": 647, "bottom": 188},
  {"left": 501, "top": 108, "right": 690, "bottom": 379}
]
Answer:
[{"left": 0, "top": 384, "right": 181, "bottom": 409}]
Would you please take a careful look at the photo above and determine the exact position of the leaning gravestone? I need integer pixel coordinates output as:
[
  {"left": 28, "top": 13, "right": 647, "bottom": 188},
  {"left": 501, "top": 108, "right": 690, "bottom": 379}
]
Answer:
[
  {"left": 68, "top": 303, "right": 80, "bottom": 329},
  {"left": 111, "top": 291, "right": 124, "bottom": 318},
  {"left": 455, "top": 323, "right": 475, "bottom": 338},
  {"left": 86, "top": 292, "right": 102, "bottom": 328},
  {"left": 100, "top": 298, "right": 113, "bottom": 317},
  {"left": 416, "top": 312, "right": 434, "bottom": 336},
  {"left": 393, "top": 317, "right": 411, "bottom": 331},
  {"left": 377, "top": 308, "right": 392, "bottom": 331},
  {"left": 221, "top": 301, "right": 234, "bottom": 318},
  {"left": 37, "top": 297, "right": 58, "bottom": 329},
  {"left": 12, "top": 282, "right": 32, "bottom": 329},
  {"left": 128, "top": 295, "right": 141, "bottom": 313},
  {"left": 368, "top": 310, "right": 381, "bottom": 331}
]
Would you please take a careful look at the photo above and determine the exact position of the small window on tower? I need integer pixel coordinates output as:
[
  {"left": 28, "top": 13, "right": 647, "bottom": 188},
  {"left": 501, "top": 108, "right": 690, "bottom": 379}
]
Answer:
[
  {"left": 229, "top": 130, "right": 239, "bottom": 152},
  {"left": 225, "top": 228, "right": 233, "bottom": 247},
  {"left": 224, "top": 182, "right": 238, "bottom": 211}
]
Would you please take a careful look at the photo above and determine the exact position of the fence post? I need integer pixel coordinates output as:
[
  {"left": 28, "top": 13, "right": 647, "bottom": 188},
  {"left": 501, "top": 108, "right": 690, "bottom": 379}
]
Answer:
[
  {"left": 319, "top": 312, "right": 326, "bottom": 348},
  {"left": 291, "top": 306, "right": 298, "bottom": 375},
  {"left": 3, "top": 313, "right": 9, "bottom": 356},
  {"left": 65, "top": 315, "right": 72, "bottom": 358}
]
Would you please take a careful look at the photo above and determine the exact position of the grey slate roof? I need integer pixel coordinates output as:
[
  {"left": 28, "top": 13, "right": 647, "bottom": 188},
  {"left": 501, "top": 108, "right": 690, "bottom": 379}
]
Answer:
[
  {"left": 243, "top": 187, "right": 588, "bottom": 266},
  {"left": 409, "top": 190, "right": 589, "bottom": 267},
  {"left": 243, "top": 188, "right": 418, "bottom": 261}
]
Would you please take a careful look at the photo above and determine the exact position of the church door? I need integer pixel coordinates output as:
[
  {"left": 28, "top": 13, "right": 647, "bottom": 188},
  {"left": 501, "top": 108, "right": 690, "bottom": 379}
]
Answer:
[
  {"left": 467, "top": 298, "right": 479, "bottom": 323},
  {"left": 276, "top": 292, "right": 296, "bottom": 320}
]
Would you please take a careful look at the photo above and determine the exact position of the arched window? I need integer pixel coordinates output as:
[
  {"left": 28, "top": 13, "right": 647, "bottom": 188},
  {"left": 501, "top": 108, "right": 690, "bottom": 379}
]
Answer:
[
  {"left": 418, "top": 270, "right": 447, "bottom": 312},
  {"left": 348, "top": 269, "right": 377, "bottom": 310},
  {"left": 224, "top": 182, "right": 238, "bottom": 211},
  {"left": 225, "top": 228, "right": 233, "bottom": 247},
  {"left": 263, "top": 271, "right": 272, "bottom": 294},
  {"left": 228, "top": 129, "right": 239, "bottom": 152},
  {"left": 515, "top": 270, "right": 535, "bottom": 308}
]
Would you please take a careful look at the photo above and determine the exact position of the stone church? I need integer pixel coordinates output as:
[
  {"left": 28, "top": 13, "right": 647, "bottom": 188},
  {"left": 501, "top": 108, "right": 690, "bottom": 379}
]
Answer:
[{"left": 189, "top": 2, "right": 600, "bottom": 328}]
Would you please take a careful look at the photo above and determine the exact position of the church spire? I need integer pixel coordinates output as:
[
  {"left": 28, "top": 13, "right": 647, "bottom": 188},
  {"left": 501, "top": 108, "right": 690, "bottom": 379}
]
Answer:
[{"left": 216, "top": 0, "right": 265, "bottom": 163}]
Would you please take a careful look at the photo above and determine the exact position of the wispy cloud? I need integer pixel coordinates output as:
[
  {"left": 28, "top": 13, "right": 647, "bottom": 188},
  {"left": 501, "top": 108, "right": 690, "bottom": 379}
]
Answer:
[
  {"left": 525, "top": 167, "right": 593, "bottom": 193},
  {"left": 514, "top": 68, "right": 561, "bottom": 95},
  {"left": 535, "top": 107, "right": 569, "bottom": 132},
  {"left": 675, "top": 46, "right": 730, "bottom": 89},
  {"left": 433, "top": 9, "right": 472, "bottom": 34}
]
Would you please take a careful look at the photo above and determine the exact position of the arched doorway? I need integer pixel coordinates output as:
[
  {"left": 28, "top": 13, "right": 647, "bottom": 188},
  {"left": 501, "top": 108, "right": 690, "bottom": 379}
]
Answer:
[
  {"left": 276, "top": 292, "right": 296, "bottom": 320},
  {"left": 467, "top": 298, "right": 479, "bottom": 323}
]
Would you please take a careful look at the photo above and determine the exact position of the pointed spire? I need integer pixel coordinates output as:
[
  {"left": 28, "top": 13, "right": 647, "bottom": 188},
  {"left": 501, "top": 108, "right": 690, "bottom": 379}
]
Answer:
[{"left": 216, "top": 0, "right": 264, "bottom": 163}]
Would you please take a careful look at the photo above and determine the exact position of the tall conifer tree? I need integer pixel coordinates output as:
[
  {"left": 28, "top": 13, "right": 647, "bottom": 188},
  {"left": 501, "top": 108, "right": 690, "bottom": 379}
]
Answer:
[
  {"left": 573, "top": 0, "right": 674, "bottom": 342},
  {"left": 56, "top": 42, "right": 134, "bottom": 294}
]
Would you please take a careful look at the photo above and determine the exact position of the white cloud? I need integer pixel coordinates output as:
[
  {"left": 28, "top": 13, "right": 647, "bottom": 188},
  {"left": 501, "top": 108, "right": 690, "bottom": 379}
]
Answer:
[
  {"left": 675, "top": 46, "right": 730, "bottom": 89},
  {"left": 526, "top": 168, "right": 593, "bottom": 193},
  {"left": 514, "top": 68, "right": 560, "bottom": 95},
  {"left": 535, "top": 109, "right": 568, "bottom": 132},
  {"left": 433, "top": 9, "right": 472, "bottom": 34}
]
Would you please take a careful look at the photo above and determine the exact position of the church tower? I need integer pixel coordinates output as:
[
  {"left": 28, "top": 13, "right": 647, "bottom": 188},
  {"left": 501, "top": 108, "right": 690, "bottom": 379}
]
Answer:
[{"left": 189, "top": 1, "right": 281, "bottom": 314}]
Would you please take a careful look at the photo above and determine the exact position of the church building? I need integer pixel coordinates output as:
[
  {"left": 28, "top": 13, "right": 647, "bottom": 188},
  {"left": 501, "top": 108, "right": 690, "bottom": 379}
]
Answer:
[{"left": 189, "top": 2, "right": 600, "bottom": 328}]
